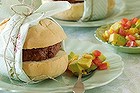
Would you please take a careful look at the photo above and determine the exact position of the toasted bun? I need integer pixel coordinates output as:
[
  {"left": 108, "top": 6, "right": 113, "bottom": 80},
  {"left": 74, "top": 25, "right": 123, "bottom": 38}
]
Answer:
[
  {"left": 53, "top": 2, "right": 84, "bottom": 21},
  {"left": 23, "top": 18, "right": 67, "bottom": 49},
  {"left": 53, "top": 0, "right": 115, "bottom": 21},
  {"left": 23, "top": 50, "right": 68, "bottom": 80},
  {"left": 107, "top": 0, "right": 115, "bottom": 16}
]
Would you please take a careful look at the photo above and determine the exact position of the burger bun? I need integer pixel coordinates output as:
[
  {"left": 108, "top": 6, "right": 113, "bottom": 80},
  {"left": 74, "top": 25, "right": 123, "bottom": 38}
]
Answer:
[{"left": 23, "top": 50, "right": 68, "bottom": 80}]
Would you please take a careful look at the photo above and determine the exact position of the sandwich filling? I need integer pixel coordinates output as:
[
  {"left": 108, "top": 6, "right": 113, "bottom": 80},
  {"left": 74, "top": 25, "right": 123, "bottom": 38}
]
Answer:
[
  {"left": 23, "top": 42, "right": 61, "bottom": 62},
  {"left": 53, "top": 0, "right": 84, "bottom": 3}
]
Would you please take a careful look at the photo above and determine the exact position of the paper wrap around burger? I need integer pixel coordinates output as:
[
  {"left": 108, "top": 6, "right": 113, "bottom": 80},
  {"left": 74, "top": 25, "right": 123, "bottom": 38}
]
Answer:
[
  {"left": 0, "top": 0, "right": 71, "bottom": 83},
  {"left": 81, "top": 0, "right": 109, "bottom": 21},
  {"left": 51, "top": 0, "right": 115, "bottom": 21}
]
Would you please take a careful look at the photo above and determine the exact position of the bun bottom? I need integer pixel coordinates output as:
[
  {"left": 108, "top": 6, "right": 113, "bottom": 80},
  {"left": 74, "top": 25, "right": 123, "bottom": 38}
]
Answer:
[
  {"left": 23, "top": 50, "right": 68, "bottom": 80},
  {"left": 53, "top": 3, "right": 84, "bottom": 21}
]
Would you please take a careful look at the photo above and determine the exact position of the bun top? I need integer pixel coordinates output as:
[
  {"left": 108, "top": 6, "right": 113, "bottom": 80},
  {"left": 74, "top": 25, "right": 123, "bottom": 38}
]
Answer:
[
  {"left": 0, "top": 18, "right": 67, "bottom": 49},
  {"left": 23, "top": 18, "right": 67, "bottom": 49},
  {"left": 108, "top": 0, "right": 115, "bottom": 14}
]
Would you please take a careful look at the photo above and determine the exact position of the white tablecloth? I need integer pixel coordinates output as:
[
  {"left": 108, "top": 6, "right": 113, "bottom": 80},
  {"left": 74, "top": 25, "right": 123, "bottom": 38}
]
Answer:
[{"left": 0, "top": 25, "right": 140, "bottom": 93}]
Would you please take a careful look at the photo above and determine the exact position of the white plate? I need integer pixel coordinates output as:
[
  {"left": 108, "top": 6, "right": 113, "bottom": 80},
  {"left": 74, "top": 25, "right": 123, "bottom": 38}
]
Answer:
[
  {"left": 0, "top": 39, "right": 124, "bottom": 93},
  {"left": 54, "top": 0, "right": 140, "bottom": 27}
]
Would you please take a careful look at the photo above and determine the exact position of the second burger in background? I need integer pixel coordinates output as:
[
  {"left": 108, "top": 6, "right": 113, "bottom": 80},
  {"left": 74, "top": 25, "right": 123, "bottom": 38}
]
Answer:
[{"left": 47, "top": 0, "right": 115, "bottom": 21}]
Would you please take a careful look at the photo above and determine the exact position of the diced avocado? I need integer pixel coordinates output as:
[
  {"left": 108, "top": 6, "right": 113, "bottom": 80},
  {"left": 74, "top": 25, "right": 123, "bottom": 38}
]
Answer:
[
  {"left": 98, "top": 54, "right": 106, "bottom": 62},
  {"left": 86, "top": 64, "right": 97, "bottom": 73},
  {"left": 68, "top": 52, "right": 79, "bottom": 62},
  {"left": 68, "top": 61, "right": 84, "bottom": 73},
  {"left": 136, "top": 24, "right": 140, "bottom": 28},
  {"left": 90, "top": 64, "right": 97, "bottom": 70},
  {"left": 77, "top": 58, "right": 92, "bottom": 69},
  {"left": 127, "top": 28, "right": 138, "bottom": 35},
  {"left": 102, "top": 31, "right": 109, "bottom": 41},
  {"left": 109, "top": 33, "right": 127, "bottom": 46},
  {"left": 83, "top": 53, "right": 95, "bottom": 60},
  {"left": 110, "top": 22, "right": 121, "bottom": 33},
  {"left": 136, "top": 40, "right": 140, "bottom": 46},
  {"left": 134, "top": 33, "right": 140, "bottom": 39},
  {"left": 131, "top": 24, "right": 136, "bottom": 28},
  {"left": 135, "top": 19, "right": 140, "bottom": 26}
]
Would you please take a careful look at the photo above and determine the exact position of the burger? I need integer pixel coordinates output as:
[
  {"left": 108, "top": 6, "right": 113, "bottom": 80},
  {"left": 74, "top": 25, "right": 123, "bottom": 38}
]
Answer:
[
  {"left": 0, "top": 18, "right": 68, "bottom": 81},
  {"left": 23, "top": 18, "right": 68, "bottom": 80},
  {"left": 47, "top": 0, "right": 115, "bottom": 21}
]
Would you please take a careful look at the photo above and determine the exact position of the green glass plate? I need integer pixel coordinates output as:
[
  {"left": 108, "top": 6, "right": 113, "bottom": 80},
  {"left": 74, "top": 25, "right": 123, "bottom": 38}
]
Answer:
[{"left": 95, "top": 24, "right": 140, "bottom": 53}]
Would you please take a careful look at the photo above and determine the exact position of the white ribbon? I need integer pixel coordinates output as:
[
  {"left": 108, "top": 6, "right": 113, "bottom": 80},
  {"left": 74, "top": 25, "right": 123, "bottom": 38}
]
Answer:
[{"left": 81, "top": 0, "right": 108, "bottom": 21}]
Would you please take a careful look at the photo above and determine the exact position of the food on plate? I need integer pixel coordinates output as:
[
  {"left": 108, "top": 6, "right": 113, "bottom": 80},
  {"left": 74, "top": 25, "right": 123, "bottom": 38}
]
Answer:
[
  {"left": 48, "top": 0, "right": 115, "bottom": 21},
  {"left": 68, "top": 50, "right": 109, "bottom": 75},
  {"left": 102, "top": 17, "right": 140, "bottom": 47},
  {"left": 0, "top": 18, "right": 68, "bottom": 81}
]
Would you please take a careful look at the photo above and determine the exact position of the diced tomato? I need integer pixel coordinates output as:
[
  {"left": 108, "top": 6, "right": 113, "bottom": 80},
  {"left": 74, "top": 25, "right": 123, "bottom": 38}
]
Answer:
[
  {"left": 121, "top": 23, "right": 125, "bottom": 28},
  {"left": 124, "top": 25, "right": 130, "bottom": 29},
  {"left": 98, "top": 63, "right": 108, "bottom": 70},
  {"left": 128, "top": 35, "right": 136, "bottom": 41},
  {"left": 126, "top": 40, "right": 137, "bottom": 47},
  {"left": 93, "top": 50, "right": 101, "bottom": 57},
  {"left": 126, "top": 20, "right": 132, "bottom": 27},
  {"left": 92, "top": 58, "right": 102, "bottom": 66},
  {"left": 121, "top": 18, "right": 129, "bottom": 25},
  {"left": 118, "top": 28, "right": 126, "bottom": 36},
  {"left": 121, "top": 23, "right": 130, "bottom": 30},
  {"left": 121, "top": 18, "right": 132, "bottom": 29},
  {"left": 131, "top": 17, "right": 138, "bottom": 24}
]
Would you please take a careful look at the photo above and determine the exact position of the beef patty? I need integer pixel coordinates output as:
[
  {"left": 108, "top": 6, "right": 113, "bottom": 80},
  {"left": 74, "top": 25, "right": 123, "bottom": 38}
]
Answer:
[
  {"left": 53, "top": 0, "right": 83, "bottom": 3},
  {"left": 23, "top": 42, "right": 61, "bottom": 62}
]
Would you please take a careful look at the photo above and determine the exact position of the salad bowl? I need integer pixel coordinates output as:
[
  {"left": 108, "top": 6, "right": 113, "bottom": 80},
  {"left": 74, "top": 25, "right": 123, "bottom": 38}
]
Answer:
[{"left": 95, "top": 24, "right": 140, "bottom": 53}]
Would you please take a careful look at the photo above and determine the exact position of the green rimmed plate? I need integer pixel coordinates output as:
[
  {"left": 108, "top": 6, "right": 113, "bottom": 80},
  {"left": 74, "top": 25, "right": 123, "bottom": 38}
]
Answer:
[{"left": 95, "top": 24, "right": 140, "bottom": 53}]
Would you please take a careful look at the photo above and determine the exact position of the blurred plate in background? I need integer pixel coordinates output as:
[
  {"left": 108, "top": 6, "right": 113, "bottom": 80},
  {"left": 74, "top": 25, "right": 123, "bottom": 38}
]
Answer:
[{"left": 55, "top": 0, "right": 140, "bottom": 27}]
